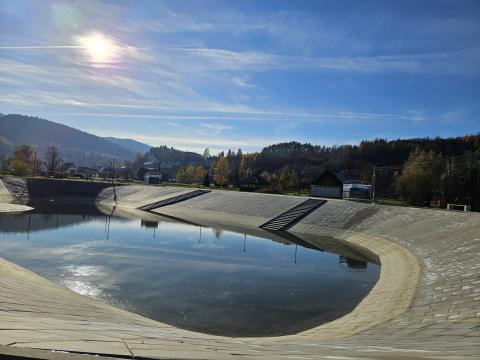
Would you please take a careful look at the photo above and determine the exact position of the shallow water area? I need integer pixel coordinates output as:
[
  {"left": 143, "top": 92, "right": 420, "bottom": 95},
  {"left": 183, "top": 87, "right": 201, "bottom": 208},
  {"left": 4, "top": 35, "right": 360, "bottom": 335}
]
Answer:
[{"left": 0, "top": 202, "right": 380, "bottom": 336}]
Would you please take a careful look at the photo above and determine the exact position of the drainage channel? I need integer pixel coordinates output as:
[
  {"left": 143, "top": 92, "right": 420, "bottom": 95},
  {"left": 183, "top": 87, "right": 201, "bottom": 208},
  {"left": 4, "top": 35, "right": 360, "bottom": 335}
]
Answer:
[
  {"left": 260, "top": 199, "right": 326, "bottom": 231},
  {"left": 137, "top": 189, "right": 210, "bottom": 212}
]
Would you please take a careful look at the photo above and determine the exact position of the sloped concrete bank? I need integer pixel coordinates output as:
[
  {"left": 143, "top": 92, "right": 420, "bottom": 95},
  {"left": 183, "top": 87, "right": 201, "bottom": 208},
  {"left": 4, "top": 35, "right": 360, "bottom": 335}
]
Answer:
[
  {"left": 0, "top": 177, "right": 33, "bottom": 212},
  {"left": 2, "top": 177, "right": 117, "bottom": 203},
  {"left": 0, "top": 183, "right": 478, "bottom": 359}
]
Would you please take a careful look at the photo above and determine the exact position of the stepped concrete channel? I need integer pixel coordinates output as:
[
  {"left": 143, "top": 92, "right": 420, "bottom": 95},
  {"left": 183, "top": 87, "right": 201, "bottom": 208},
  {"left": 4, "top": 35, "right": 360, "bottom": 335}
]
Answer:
[{"left": 0, "top": 179, "right": 479, "bottom": 359}]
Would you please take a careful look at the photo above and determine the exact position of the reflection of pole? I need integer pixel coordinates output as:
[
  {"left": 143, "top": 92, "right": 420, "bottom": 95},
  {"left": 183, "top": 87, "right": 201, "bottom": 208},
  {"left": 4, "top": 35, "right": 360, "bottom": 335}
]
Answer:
[
  {"left": 106, "top": 216, "right": 111, "bottom": 239},
  {"left": 243, "top": 234, "right": 246, "bottom": 252},
  {"left": 199, "top": 227, "right": 202, "bottom": 243},
  {"left": 27, "top": 212, "right": 31, "bottom": 240},
  {"left": 56, "top": 214, "right": 59, "bottom": 228},
  {"left": 104, "top": 215, "right": 108, "bottom": 233},
  {"left": 294, "top": 244, "right": 298, "bottom": 264},
  {"left": 153, "top": 227, "right": 156, "bottom": 238}
]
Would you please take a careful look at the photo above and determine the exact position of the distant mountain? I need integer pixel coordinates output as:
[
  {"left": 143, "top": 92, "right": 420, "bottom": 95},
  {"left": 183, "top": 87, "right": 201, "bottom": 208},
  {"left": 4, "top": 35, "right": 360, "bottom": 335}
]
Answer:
[
  {"left": 0, "top": 114, "right": 136, "bottom": 165},
  {"left": 104, "top": 137, "right": 151, "bottom": 154}
]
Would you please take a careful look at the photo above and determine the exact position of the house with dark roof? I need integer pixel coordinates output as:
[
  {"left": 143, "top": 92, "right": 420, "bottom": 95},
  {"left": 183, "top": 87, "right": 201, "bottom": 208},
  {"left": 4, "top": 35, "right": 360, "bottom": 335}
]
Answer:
[
  {"left": 60, "top": 162, "right": 77, "bottom": 176},
  {"left": 310, "top": 170, "right": 372, "bottom": 199},
  {"left": 310, "top": 170, "right": 346, "bottom": 198},
  {"left": 239, "top": 175, "right": 269, "bottom": 192}
]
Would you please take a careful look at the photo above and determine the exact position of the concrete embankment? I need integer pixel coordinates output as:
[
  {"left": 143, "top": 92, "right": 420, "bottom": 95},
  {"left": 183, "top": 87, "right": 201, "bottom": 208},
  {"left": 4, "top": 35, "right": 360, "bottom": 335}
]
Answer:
[
  {"left": 0, "top": 182, "right": 478, "bottom": 359},
  {"left": 0, "top": 177, "right": 32, "bottom": 212},
  {"left": 2, "top": 177, "right": 117, "bottom": 202}
]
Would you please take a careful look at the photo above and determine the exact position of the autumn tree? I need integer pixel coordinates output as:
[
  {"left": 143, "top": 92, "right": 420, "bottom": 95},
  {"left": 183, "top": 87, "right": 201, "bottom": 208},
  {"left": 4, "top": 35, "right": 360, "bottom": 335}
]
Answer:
[
  {"left": 176, "top": 167, "right": 186, "bottom": 183},
  {"left": 10, "top": 145, "right": 34, "bottom": 176},
  {"left": 185, "top": 165, "right": 195, "bottom": 183},
  {"left": 396, "top": 148, "right": 443, "bottom": 206},
  {"left": 214, "top": 156, "right": 230, "bottom": 187},
  {"left": 194, "top": 166, "right": 206, "bottom": 184}
]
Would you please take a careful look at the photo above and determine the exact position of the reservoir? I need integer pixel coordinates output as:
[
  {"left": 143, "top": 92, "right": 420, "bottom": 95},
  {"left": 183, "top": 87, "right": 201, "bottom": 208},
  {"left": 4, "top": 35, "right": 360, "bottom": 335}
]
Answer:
[{"left": 0, "top": 203, "right": 380, "bottom": 336}]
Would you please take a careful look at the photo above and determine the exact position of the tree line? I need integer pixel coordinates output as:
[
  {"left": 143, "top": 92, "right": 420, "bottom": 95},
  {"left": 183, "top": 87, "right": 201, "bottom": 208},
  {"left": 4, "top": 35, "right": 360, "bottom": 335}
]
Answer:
[{"left": 2, "top": 134, "right": 479, "bottom": 209}]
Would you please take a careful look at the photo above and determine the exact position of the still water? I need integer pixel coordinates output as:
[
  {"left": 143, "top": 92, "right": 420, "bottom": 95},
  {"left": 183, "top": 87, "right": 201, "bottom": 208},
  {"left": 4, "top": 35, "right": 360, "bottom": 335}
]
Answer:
[{"left": 0, "top": 203, "right": 380, "bottom": 336}]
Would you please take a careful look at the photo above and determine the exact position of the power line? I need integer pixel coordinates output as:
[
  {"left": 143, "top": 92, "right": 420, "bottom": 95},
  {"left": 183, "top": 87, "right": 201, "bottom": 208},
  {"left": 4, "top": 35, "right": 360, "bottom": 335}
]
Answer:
[{"left": 375, "top": 151, "right": 480, "bottom": 170}]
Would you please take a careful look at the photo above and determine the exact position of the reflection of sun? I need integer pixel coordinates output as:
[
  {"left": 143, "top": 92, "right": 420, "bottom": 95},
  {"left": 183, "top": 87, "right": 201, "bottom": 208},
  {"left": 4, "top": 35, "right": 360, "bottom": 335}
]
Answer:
[{"left": 76, "top": 32, "right": 118, "bottom": 63}]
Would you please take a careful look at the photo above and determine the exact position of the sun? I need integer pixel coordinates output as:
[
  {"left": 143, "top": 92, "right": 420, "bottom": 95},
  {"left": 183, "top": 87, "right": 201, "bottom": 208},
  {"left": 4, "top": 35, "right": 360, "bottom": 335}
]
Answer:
[{"left": 76, "top": 32, "right": 118, "bottom": 64}]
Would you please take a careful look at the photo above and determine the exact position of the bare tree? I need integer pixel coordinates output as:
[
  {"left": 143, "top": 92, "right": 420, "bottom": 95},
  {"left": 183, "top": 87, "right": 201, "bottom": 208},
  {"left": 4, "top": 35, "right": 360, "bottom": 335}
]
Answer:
[{"left": 45, "top": 145, "right": 61, "bottom": 173}]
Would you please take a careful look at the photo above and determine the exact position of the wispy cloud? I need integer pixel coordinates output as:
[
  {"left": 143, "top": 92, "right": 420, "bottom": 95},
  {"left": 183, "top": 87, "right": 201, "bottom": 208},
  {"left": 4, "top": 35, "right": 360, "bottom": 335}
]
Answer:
[
  {"left": 0, "top": 45, "right": 83, "bottom": 49},
  {"left": 1, "top": 0, "right": 478, "bottom": 150}
]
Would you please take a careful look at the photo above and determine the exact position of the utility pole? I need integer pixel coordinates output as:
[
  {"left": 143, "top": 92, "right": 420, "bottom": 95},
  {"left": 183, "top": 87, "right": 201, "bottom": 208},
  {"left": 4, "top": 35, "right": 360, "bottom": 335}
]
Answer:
[
  {"left": 112, "top": 158, "right": 115, "bottom": 183},
  {"left": 296, "top": 167, "right": 301, "bottom": 196},
  {"left": 32, "top": 152, "right": 36, "bottom": 179},
  {"left": 477, "top": 159, "right": 480, "bottom": 211},
  {"left": 371, "top": 164, "right": 376, "bottom": 202}
]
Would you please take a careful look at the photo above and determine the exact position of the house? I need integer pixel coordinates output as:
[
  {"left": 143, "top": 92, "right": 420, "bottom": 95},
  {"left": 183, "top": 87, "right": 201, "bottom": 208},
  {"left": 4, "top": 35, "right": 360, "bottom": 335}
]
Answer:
[
  {"left": 60, "top": 162, "right": 77, "bottom": 176},
  {"left": 36, "top": 161, "right": 48, "bottom": 176},
  {"left": 239, "top": 175, "right": 269, "bottom": 192},
  {"left": 76, "top": 166, "right": 99, "bottom": 179},
  {"left": 311, "top": 170, "right": 372, "bottom": 199},
  {"left": 310, "top": 170, "right": 347, "bottom": 198},
  {"left": 144, "top": 173, "right": 162, "bottom": 184}
]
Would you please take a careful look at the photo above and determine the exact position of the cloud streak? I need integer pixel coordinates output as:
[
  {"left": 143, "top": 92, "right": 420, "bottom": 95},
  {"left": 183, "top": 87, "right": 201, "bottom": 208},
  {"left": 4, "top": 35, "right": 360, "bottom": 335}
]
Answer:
[
  {"left": 0, "top": 0, "right": 478, "bottom": 151},
  {"left": 0, "top": 45, "right": 84, "bottom": 49}
]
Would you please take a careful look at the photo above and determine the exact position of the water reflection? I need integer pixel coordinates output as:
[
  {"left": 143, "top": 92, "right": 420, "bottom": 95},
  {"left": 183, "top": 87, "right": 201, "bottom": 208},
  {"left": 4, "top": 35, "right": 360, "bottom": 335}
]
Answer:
[
  {"left": 339, "top": 256, "right": 368, "bottom": 271},
  {"left": 0, "top": 203, "right": 380, "bottom": 337}
]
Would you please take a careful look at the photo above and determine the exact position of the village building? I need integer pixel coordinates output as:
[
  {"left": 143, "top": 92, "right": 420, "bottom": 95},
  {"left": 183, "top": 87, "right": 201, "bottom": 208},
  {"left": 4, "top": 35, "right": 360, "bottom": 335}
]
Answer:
[
  {"left": 310, "top": 170, "right": 347, "bottom": 198},
  {"left": 239, "top": 175, "right": 269, "bottom": 192},
  {"left": 310, "top": 170, "right": 372, "bottom": 199},
  {"left": 60, "top": 162, "right": 77, "bottom": 176}
]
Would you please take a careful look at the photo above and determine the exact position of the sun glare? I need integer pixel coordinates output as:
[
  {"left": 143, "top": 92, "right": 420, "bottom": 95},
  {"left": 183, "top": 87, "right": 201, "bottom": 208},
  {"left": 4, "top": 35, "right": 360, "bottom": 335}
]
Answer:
[{"left": 76, "top": 32, "right": 118, "bottom": 64}]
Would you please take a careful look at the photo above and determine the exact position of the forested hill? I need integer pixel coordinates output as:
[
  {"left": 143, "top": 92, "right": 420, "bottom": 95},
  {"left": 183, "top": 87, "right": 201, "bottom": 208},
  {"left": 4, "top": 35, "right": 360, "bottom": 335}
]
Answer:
[
  {"left": 0, "top": 114, "right": 135, "bottom": 164},
  {"left": 254, "top": 136, "right": 480, "bottom": 181},
  {"left": 261, "top": 136, "right": 480, "bottom": 167},
  {"left": 147, "top": 145, "right": 205, "bottom": 168},
  {"left": 104, "top": 137, "right": 151, "bottom": 154}
]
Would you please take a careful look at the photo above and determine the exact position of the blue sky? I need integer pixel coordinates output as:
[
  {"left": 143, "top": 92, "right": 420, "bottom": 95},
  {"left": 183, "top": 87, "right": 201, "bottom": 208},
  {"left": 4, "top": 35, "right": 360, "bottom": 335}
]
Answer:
[{"left": 0, "top": 0, "right": 479, "bottom": 154}]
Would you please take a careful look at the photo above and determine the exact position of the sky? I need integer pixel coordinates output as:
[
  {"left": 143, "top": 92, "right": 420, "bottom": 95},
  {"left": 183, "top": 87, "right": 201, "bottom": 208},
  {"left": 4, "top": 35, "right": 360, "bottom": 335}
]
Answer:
[{"left": 0, "top": 0, "right": 479, "bottom": 154}]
